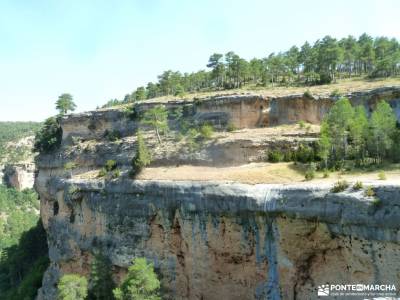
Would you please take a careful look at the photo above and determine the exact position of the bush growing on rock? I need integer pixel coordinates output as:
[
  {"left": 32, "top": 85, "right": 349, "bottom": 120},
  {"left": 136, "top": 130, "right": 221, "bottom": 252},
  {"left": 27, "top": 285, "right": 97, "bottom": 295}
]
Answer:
[
  {"left": 104, "top": 129, "right": 122, "bottom": 142},
  {"left": 226, "top": 122, "right": 237, "bottom": 132},
  {"left": 58, "top": 274, "right": 88, "bottom": 300},
  {"left": 199, "top": 124, "right": 214, "bottom": 139},
  {"left": 131, "top": 131, "right": 151, "bottom": 176},
  {"left": 304, "top": 163, "right": 316, "bottom": 181},
  {"left": 378, "top": 171, "right": 387, "bottom": 180},
  {"left": 353, "top": 181, "right": 363, "bottom": 190},
  {"left": 267, "top": 150, "right": 284, "bottom": 163},
  {"left": 331, "top": 180, "right": 349, "bottom": 193},
  {"left": 113, "top": 258, "right": 160, "bottom": 300},
  {"left": 33, "top": 117, "right": 62, "bottom": 153}
]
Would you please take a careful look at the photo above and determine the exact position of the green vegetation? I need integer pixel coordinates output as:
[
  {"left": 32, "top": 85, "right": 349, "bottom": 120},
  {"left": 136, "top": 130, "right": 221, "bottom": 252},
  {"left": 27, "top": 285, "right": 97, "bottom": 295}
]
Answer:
[
  {"left": 113, "top": 258, "right": 161, "bottom": 300},
  {"left": 364, "top": 186, "right": 375, "bottom": 197},
  {"left": 303, "top": 90, "right": 312, "bottom": 98},
  {"left": 58, "top": 274, "right": 88, "bottom": 300},
  {"left": 0, "top": 185, "right": 48, "bottom": 300},
  {"left": 267, "top": 150, "right": 284, "bottom": 163},
  {"left": 320, "top": 98, "right": 399, "bottom": 168},
  {"left": 104, "top": 129, "right": 122, "bottom": 142},
  {"left": 102, "top": 34, "right": 400, "bottom": 107},
  {"left": 98, "top": 160, "right": 120, "bottom": 179},
  {"left": 88, "top": 254, "right": 116, "bottom": 300},
  {"left": 131, "top": 131, "right": 152, "bottom": 176},
  {"left": 226, "top": 122, "right": 237, "bottom": 132},
  {"left": 141, "top": 105, "right": 169, "bottom": 143},
  {"left": 54, "top": 257, "right": 161, "bottom": 300},
  {"left": 353, "top": 181, "right": 363, "bottom": 190},
  {"left": 331, "top": 180, "right": 349, "bottom": 193},
  {"left": 56, "top": 93, "right": 77, "bottom": 115},
  {"left": 33, "top": 117, "right": 62, "bottom": 153},
  {"left": 378, "top": 171, "right": 387, "bottom": 180},
  {"left": 0, "top": 122, "right": 41, "bottom": 163},
  {"left": 199, "top": 124, "right": 214, "bottom": 139},
  {"left": 304, "top": 163, "right": 316, "bottom": 181}
]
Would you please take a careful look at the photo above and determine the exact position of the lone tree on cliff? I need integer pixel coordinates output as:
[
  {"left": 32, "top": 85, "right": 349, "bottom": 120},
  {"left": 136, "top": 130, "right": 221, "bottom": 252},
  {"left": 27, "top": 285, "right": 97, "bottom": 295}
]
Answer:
[
  {"left": 141, "top": 105, "right": 168, "bottom": 143},
  {"left": 56, "top": 93, "right": 77, "bottom": 115},
  {"left": 113, "top": 258, "right": 160, "bottom": 300}
]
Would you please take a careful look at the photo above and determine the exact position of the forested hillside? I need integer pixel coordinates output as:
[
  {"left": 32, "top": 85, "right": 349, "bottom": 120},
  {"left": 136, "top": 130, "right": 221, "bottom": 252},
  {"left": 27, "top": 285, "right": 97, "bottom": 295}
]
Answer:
[
  {"left": 0, "top": 122, "right": 41, "bottom": 163},
  {"left": 103, "top": 33, "right": 400, "bottom": 107},
  {"left": 0, "top": 185, "right": 48, "bottom": 300},
  {"left": 0, "top": 122, "right": 47, "bottom": 299}
]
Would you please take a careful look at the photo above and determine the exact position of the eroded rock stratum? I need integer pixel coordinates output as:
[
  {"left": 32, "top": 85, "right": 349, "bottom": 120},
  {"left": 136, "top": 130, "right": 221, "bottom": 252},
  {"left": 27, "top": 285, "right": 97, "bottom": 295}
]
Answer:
[{"left": 36, "top": 87, "right": 400, "bottom": 299}]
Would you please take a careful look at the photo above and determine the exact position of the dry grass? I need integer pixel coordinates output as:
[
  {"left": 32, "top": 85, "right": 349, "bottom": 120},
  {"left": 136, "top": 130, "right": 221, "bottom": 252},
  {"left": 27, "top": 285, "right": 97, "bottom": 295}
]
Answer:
[{"left": 136, "top": 162, "right": 400, "bottom": 185}]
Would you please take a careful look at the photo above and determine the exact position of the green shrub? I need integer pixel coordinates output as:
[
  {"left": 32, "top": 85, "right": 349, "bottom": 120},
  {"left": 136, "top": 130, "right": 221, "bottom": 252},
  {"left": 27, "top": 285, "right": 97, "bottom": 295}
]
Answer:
[
  {"left": 372, "top": 197, "right": 382, "bottom": 207},
  {"left": 331, "top": 180, "right": 349, "bottom": 193},
  {"left": 105, "top": 160, "right": 117, "bottom": 172},
  {"left": 353, "top": 181, "right": 363, "bottom": 190},
  {"left": 58, "top": 274, "right": 88, "bottom": 300},
  {"left": 98, "top": 168, "right": 107, "bottom": 178},
  {"left": 304, "top": 163, "right": 316, "bottom": 181},
  {"left": 186, "top": 128, "right": 200, "bottom": 152},
  {"left": 268, "top": 150, "right": 284, "bottom": 163},
  {"left": 364, "top": 186, "right": 375, "bottom": 197},
  {"left": 112, "top": 169, "right": 121, "bottom": 179},
  {"left": 33, "top": 117, "right": 62, "bottom": 153},
  {"left": 303, "top": 90, "right": 312, "bottom": 98},
  {"left": 104, "top": 129, "right": 122, "bottom": 142},
  {"left": 131, "top": 131, "right": 151, "bottom": 176},
  {"left": 298, "top": 120, "right": 305, "bottom": 129},
  {"left": 378, "top": 171, "right": 387, "bottom": 180},
  {"left": 295, "top": 144, "right": 315, "bottom": 163},
  {"left": 226, "top": 122, "right": 237, "bottom": 132},
  {"left": 113, "top": 258, "right": 160, "bottom": 300},
  {"left": 199, "top": 124, "right": 214, "bottom": 139},
  {"left": 64, "top": 162, "right": 77, "bottom": 171},
  {"left": 323, "top": 169, "right": 330, "bottom": 178},
  {"left": 123, "top": 105, "right": 138, "bottom": 120}
]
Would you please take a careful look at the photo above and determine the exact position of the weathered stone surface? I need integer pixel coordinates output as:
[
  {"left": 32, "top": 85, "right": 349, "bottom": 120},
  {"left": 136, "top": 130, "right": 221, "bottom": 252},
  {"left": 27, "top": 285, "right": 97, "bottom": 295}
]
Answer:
[
  {"left": 36, "top": 86, "right": 400, "bottom": 299},
  {"left": 60, "top": 86, "right": 400, "bottom": 141},
  {"left": 36, "top": 178, "right": 400, "bottom": 300},
  {"left": 2, "top": 163, "right": 35, "bottom": 190}
]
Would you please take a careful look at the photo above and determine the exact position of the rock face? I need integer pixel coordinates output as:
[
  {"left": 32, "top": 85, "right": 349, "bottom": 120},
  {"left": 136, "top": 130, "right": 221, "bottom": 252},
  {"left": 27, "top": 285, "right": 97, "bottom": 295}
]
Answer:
[
  {"left": 36, "top": 86, "right": 400, "bottom": 299},
  {"left": 36, "top": 179, "right": 400, "bottom": 300},
  {"left": 60, "top": 86, "right": 400, "bottom": 141},
  {"left": 2, "top": 163, "right": 35, "bottom": 190}
]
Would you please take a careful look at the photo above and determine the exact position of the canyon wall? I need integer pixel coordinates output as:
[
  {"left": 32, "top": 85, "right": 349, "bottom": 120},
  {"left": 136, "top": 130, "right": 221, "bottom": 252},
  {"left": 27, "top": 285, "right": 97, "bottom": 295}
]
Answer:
[
  {"left": 61, "top": 86, "right": 400, "bottom": 141},
  {"left": 36, "top": 86, "right": 400, "bottom": 299},
  {"left": 36, "top": 178, "right": 400, "bottom": 300},
  {"left": 2, "top": 163, "right": 35, "bottom": 190}
]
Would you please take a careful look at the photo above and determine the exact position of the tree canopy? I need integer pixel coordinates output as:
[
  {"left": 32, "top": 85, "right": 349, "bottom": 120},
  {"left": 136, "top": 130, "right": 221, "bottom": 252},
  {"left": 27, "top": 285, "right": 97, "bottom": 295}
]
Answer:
[
  {"left": 102, "top": 33, "right": 400, "bottom": 107},
  {"left": 56, "top": 93, "right": 76, "bottom": 115}
]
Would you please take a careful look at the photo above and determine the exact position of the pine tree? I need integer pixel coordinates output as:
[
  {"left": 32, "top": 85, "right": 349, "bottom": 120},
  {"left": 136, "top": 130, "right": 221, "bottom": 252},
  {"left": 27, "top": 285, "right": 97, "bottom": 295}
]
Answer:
[
  {"left": 113, "top": 258, "right": 160, "bottom": 300},
  {"left": 88, "top": 254, "right": 115, "bottom": 300},
  {"left": 131, "top": 130, "right": 151, "bottom": 175},
  {"left": 368, "top": 101, "right": 397, "bottom": 163}
]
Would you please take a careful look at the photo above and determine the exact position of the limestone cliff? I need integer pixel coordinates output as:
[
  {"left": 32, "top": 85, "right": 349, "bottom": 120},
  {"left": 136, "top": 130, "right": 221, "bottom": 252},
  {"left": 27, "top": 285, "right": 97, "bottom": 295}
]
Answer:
[{"left": 35, "top": 86, "right": 400, "bottom": 300}]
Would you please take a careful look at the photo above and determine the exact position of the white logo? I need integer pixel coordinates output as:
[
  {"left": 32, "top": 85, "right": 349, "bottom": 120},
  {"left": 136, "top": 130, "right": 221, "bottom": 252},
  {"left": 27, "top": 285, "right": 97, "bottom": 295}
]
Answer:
[{"left": 318, "top": 285, "right": 330, "bottom": 296}]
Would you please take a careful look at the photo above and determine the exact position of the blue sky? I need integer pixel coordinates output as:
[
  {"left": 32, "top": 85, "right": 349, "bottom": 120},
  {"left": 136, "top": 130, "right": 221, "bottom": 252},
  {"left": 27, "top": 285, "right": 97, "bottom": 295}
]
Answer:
[{"left": 1, "top": 0, "right": 399, "bottom": 121}]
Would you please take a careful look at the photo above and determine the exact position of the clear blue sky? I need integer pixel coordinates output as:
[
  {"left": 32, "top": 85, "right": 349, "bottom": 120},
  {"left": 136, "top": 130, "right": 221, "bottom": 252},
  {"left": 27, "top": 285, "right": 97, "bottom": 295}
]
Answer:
[{"left": 1, "top": 0, "right": 399, "bottom": 121}]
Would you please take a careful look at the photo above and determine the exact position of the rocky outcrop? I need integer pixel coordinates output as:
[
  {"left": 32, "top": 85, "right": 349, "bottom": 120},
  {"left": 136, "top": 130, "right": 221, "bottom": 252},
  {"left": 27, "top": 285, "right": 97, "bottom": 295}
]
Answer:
[
  {"left": 36, "top": 179, "right": 400, "bottom": 300},
  {"left": 2, "top": 163, "right": 35, "bottom": 190},
  {"left": 35, "top": 86, "right": 400, "bottom": 299},
  {"left": 60, "top": 86, "right": 400, "bottom": 142}
]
